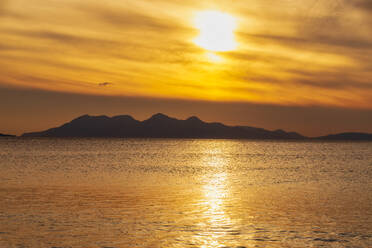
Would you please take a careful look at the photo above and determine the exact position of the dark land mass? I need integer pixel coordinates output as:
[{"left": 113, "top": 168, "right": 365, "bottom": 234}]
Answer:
[
  {"left": 0, "top": 133, "right": 16, "bottom": 137},
  {"left": 21, "top": 113, "right": 372, "bottom": 141},
  {"left": 22, "top": 113, "right": 304, "bottom": 139},
  {"left": 314, "top": 132, "right": 372, "bottom": 141}
]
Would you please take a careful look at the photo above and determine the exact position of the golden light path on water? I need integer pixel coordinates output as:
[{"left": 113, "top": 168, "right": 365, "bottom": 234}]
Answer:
[
  {"left": 200, "top": 172, "right": 230, "bottom": 247},
  {"left": 192, "top": 145, "right": 252, "bottom": 247}
]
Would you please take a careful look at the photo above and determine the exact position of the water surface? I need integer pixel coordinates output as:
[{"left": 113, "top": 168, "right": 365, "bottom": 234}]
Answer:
[{"left": 0, "top": 138, "right": 371, "bottom": 247}]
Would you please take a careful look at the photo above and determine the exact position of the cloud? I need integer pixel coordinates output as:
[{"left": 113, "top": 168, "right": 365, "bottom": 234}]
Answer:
[
  {"left": 77, "top": 3, "right": 190, "bottom": 33},
  {"left": 0, "top": 0, "right": 29, "bottom": 20},
  {"left": 230, "top": 1, "right": 372, "bottom": 99},
  {"left": 294, "top": 78, "right": 372, "bottom": 91},
  {"left": 350, "top": 0, "right": 372, "bottom": 11},
  {"left": 0, "top": 53, "right": 111, "bottom": 75},
  {"left": 241, "top": 32, "right": 372, "bottom": 51},
  {"left": 1, "top": 0, "right": 372, "bottom": 109},
  {"left": 0, "top": 0, "right": 7, "bottom": 16},
  {"left": 2, "top": 29, "right": 120, "bottom": 48},
  {"left": 7, "top": 74, "right": 94, "bottom": 90}
]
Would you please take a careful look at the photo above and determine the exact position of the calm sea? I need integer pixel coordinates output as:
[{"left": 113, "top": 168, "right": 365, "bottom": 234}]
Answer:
[{"left": 0, "top": 138, "right": 371, "bottom": 248}]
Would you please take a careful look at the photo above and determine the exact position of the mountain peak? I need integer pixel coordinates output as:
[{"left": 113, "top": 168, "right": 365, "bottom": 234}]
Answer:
[
  {"left": 146, "top": 113, "right": 172, "bottom": 121},
  {"left": 70, "top": 114, "right": 109, "bottom": 123},
  {"left": 152, "top": 113, "right": 168, "bottom": 118},
  {"left": 112, "top": 115, "right": 136, "bottom": 121},
  {"left": 186, "top": 116, "right": 203, "bottom": 123},
  {"left": 72, "top": 114, "right": 90, "bottom": 121}
]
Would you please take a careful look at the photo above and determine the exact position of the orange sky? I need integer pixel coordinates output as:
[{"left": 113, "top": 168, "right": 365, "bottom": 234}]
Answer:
[{"left": 1, "top": 0, "right": 372, "bottom": 135}]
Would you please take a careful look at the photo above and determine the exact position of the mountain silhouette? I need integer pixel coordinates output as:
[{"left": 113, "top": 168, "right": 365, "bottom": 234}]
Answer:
[
  {"left": 315, "top": 132, "right": 372, "bottom": 141},
  {"left": 0, "top": 133, "right": 15, "bottom": 137},
  {"left": 22, "top": 113, "right": 305, "bottom": 139},
  {"left": 20, "top": 113, "right": 372, "bottom": 140}
]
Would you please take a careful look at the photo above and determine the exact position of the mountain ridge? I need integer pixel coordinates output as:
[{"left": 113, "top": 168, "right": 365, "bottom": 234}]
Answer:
[
  {"left": 20, "top": 113, "right": 372, "bottom": 141},
  {"left": 22, "top": 113, "right": 304, "bottom": 139}
]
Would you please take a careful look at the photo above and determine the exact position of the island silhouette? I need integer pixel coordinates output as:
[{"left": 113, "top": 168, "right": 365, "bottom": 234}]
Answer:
[
  {"left": 20, "top": 113, "right": 372, "bottom": 141},
  {"left": 0, "top": 133, "right": 16, "bottom": 137}
]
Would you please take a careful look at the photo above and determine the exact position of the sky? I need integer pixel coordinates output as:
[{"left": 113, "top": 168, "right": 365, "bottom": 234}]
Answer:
[{"left": 1, "top": 0, "right": 372, "bottom": 136}]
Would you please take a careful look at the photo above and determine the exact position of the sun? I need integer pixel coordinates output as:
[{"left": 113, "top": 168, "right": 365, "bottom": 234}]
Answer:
[{"left": 193, "top": 10, "right": 237, "bottom": 52}]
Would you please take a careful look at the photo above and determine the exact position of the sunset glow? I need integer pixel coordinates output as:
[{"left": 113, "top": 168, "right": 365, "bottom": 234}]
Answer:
[{"left": 1, "top": 0, "right": 372, "bottom": 136}]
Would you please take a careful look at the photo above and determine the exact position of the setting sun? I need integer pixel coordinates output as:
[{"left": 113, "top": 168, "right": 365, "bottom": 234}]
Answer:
[{"left": 194, "top": 10, "right": 237, "bottom": 52}]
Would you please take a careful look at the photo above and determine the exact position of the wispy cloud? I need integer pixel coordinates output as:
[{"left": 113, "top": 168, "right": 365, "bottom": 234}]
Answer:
[{"left": 0, "top": 0, "right": 372, "bottom": 109}]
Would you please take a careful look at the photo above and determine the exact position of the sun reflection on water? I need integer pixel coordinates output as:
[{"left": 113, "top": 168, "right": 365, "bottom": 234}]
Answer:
[
  {"left": 203, "top": 173, "right": 228, "bottom": 215},
  {"left": 193, "top": 144, "right": 236, "bottom": 247},
  {"left": 196, "top": 172, "right": 232, "bottom": 247}
]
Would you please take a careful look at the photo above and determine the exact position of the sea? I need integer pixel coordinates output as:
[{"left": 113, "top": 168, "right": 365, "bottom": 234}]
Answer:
[{"left": 0, "top": 138, "right": 371, "bottom": 248}]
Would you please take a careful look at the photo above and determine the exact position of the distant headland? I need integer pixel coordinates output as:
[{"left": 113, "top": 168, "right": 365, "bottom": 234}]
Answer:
[
  {"left": 19, "top": 113, "right": 372, "bottom": 141},
  {"left": 0, "top": 133, "right": 16, "bottom": 138}
]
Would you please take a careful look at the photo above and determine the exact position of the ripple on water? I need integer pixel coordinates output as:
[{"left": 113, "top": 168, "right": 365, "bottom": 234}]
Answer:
[{"left": 0, "top": 139, "right": 371, "bottom": 247}]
